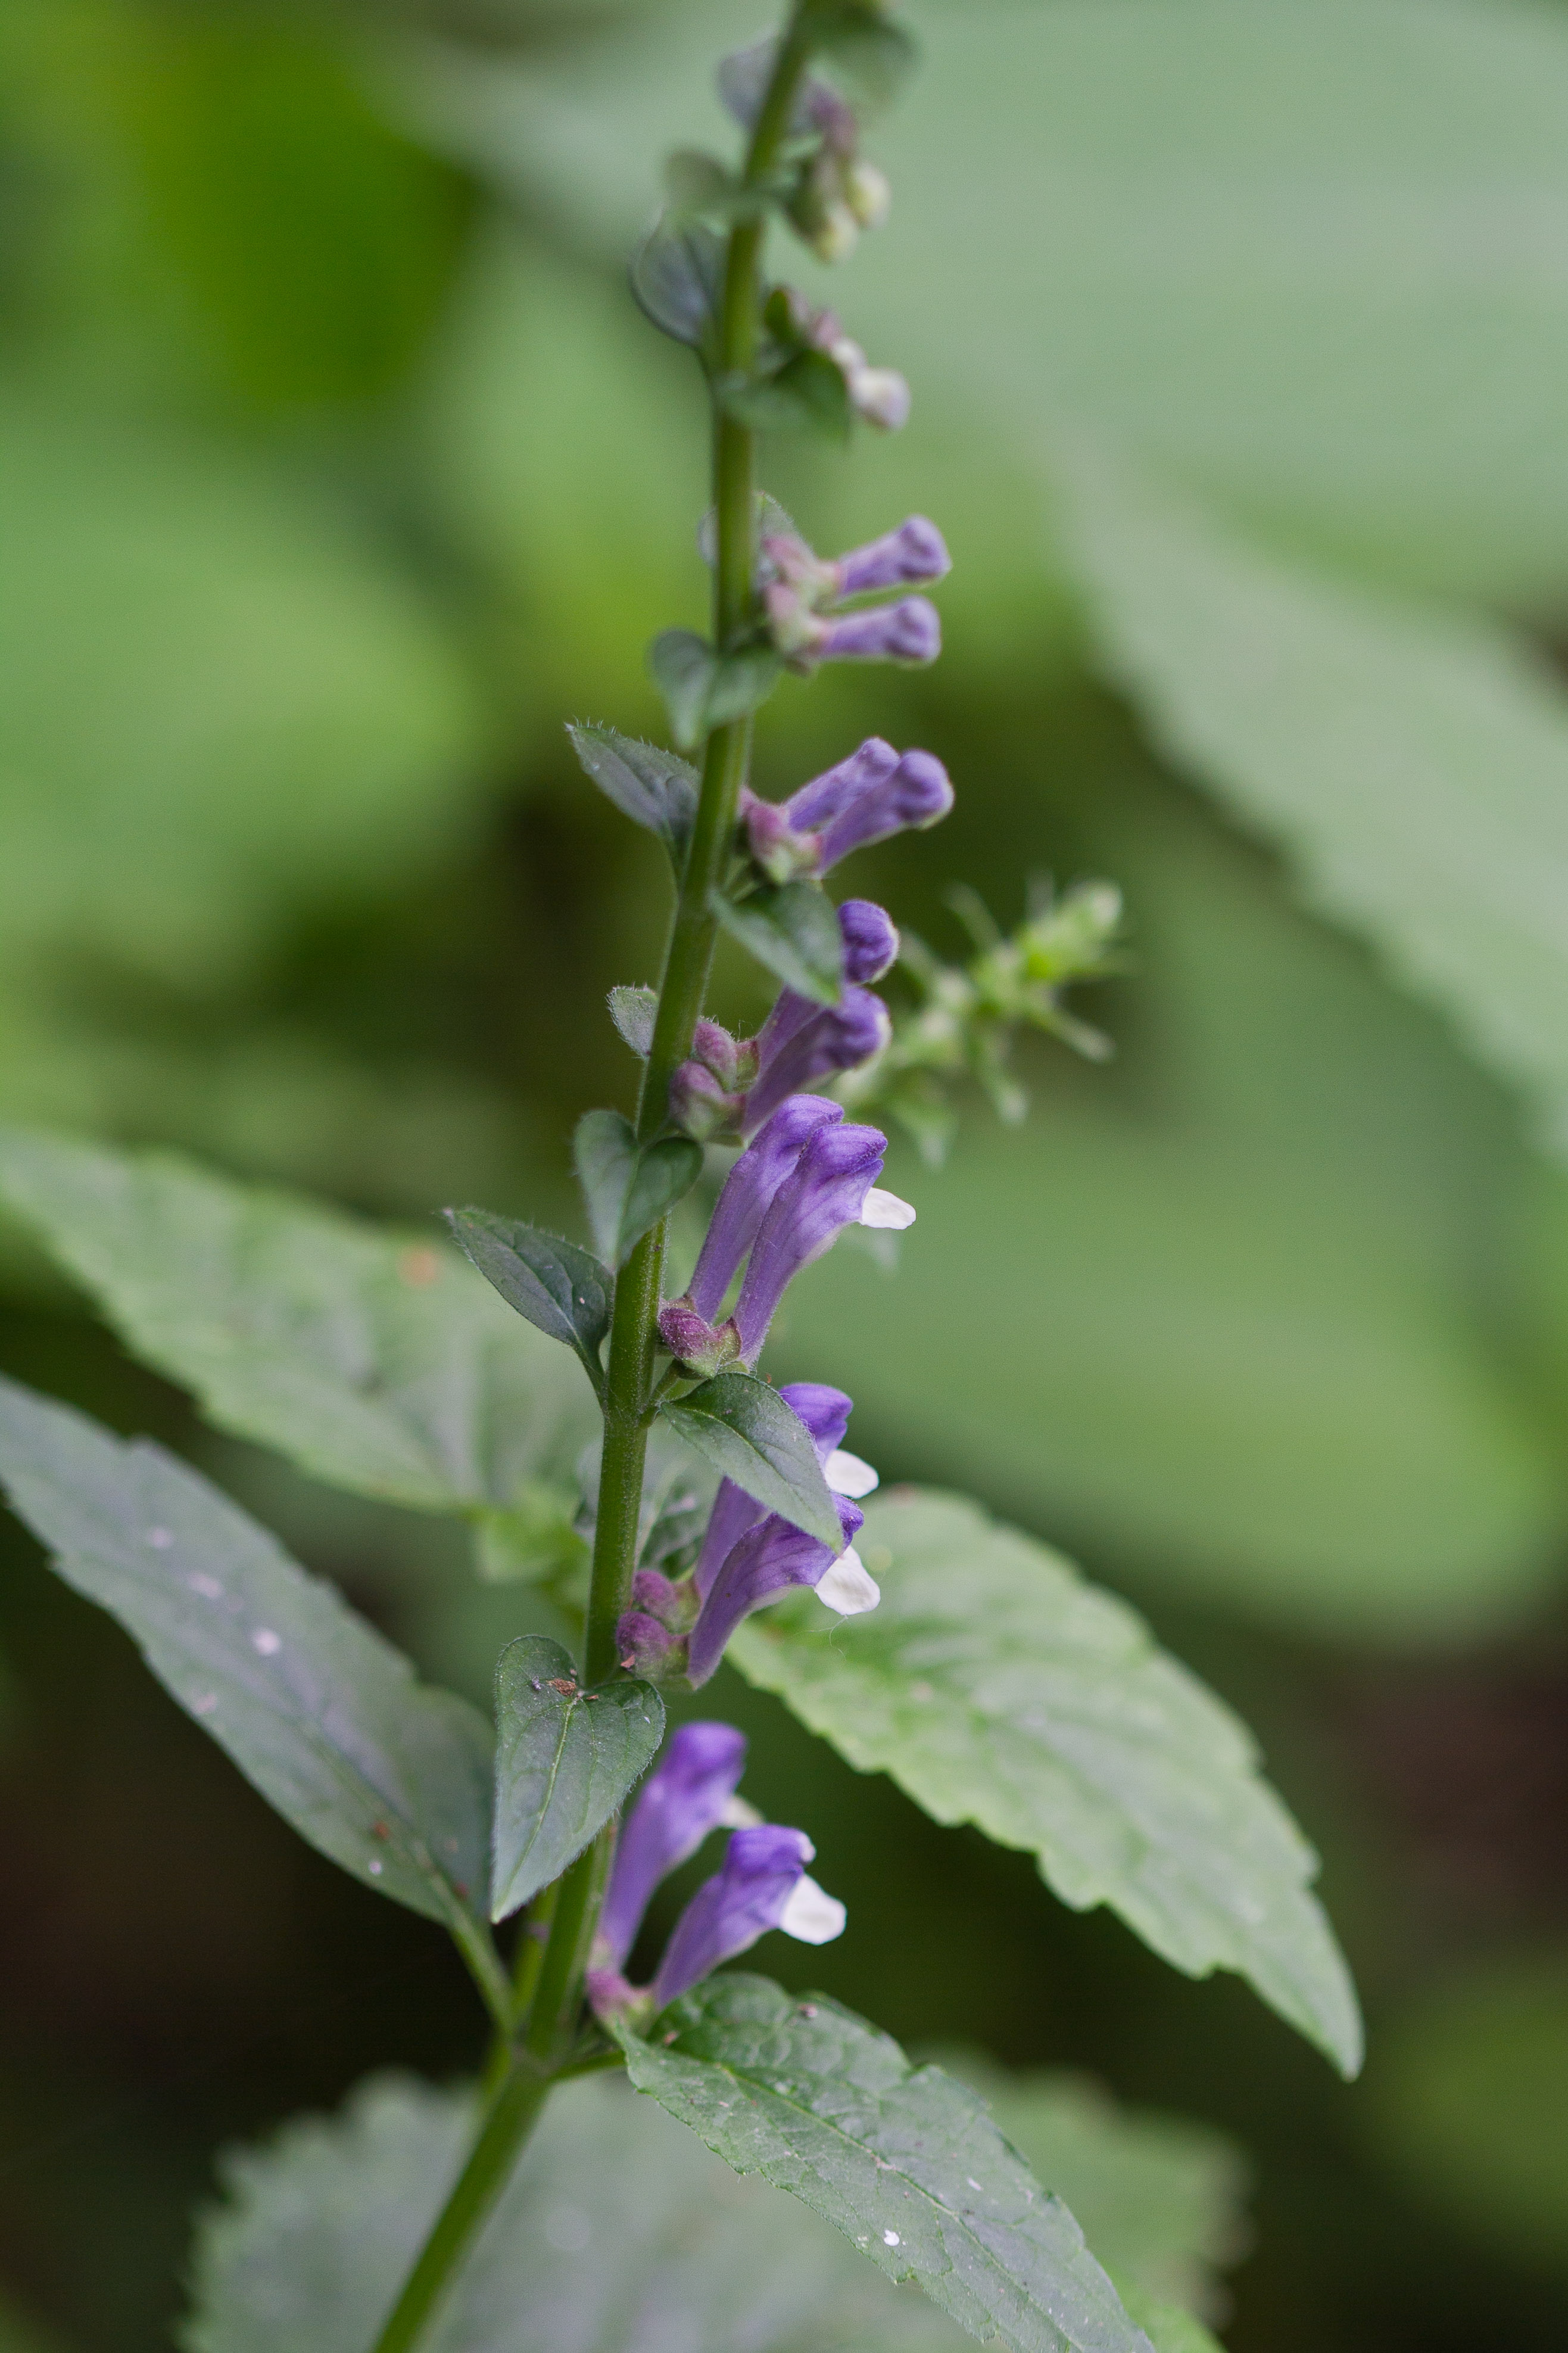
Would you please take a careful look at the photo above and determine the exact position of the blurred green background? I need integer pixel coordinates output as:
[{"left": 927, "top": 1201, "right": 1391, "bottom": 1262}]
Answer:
[{"left": 1, "top": 0, "right": 1566, "bottom": 2345}]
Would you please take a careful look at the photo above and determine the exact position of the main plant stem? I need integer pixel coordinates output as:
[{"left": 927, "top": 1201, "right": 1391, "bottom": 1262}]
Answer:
[{"left": 366, "top": 20, "right": 815, "bottom": 2352}]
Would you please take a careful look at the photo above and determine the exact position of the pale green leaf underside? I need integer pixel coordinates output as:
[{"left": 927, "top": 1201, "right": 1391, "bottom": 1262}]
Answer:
[
  {"left": 1056, "top": 444, "right": 1568, "bottom": 1157},
  {"left": 619, "top": 1975, "right": 1154, "bottom": 2353},
  {"left": 730, "top": 1490, "right": 1362, "bottom": 2076},
  {"left": 0, "top": 1126, "right": 597, "bottom": 1515},
  {"left": 490, "top": 1635, "right": 663, "bottom": 1918},
  {"left": 183, "top": 2069, "right": 970, "bottom": 2353},
  {"left": 182, "top": 2057, "right": 1241, "bottom": 2352},
  {"left": 0, "top": 1377, "right": 492, "bottom": 1928}
]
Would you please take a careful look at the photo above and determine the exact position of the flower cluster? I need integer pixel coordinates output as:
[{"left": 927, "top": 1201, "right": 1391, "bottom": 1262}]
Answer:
[
  {"left": 618, "top": 1378, "right": 881, "bottom": 1685},
  {"left": 762, "top": 516, "right": 950, "bottom": 671},
  {"left": 719, "top": 39, "right": 890, "bottom": 265},
  {"left": 588, "top": 1722, "right": 845, "bottom": 2023}
]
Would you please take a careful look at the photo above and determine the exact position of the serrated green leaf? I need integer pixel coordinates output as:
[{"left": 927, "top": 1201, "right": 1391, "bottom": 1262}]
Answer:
[
  {"left": 573, "top": 1109, "right": 703, "bottom": 1267},
  {"left": 566, "top": 722, "right": 697, "bottom": 869},
  {"left": 182, "top": 2069, "right": 970, "bottom": 2353},
  {"left": 1056, "top": 443, "right": 1568, "bottom": 1156},
  {"left": 0, "top": 1127, "right": 596, "bottom": 1515},
  {"left": 712, "top": 881, "right": 844, "bottom": 1004},
  {"left": 618, "top": 1975, "right": 1154, "bottom": 2353},
  {"left": 0, "top": 1377, "right": 492, "bottom": 1931},
  {"left": 730, "top": 1490, "right": 1362, "bottom": 2077},
  {"left": 445, "top": 1206, "right": 610, "bottom": 1396},
  {"left": 490, "top": 1635, "right": 663, "bottom": 1919},
  {"left": 659, "top": 1371, "right": 843, "bottom": 1549},
  {"left": 940, "top": 2056, "right": 1247, "bottom": 2321}
]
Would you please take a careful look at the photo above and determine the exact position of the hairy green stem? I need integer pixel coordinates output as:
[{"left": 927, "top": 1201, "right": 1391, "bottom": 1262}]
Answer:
[{"left": 365, "top": 18, "right": 816, "bottom": 2349}]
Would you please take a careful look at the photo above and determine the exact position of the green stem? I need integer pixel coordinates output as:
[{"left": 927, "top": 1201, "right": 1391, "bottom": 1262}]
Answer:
[
  {"left": 361, "top": 21, "right": 818, "bottom": 2352},
  {"left": 367, "top": 2060, "right": 551, "bottom": 2353}
]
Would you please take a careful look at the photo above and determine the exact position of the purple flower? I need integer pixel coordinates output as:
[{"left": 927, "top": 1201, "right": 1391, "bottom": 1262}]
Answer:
[
  {"left": 687, "top": 1495, "right": 865, "bottom": 1686},
  {"left": 743, "top": 742, "right": 953, "bottom": 883},
  {"left": 734, "top": 1120, "right": 886, "bottom": 1363},
  {"left": 693, "top": 1380, "right": 856, "bottom": 1599},
  {"left": 669, "top": 1060, "right": 747, "bottom": 1142},
  {"left": 837, "top": 898, "right": 900, "bottom": 984},
  {"left": 682, "top": 1095, "right": 843, "bottom": 1325},
  {"left": 597, "top": 1720, "right": 746, "bottom": 1974},
  {"left": 587, "top": 1724, "right": 845, "bottom": 2022},
  {"left": 741, "top": 987, "right": 890, "bottom": 1135},
  {"left": 651, "top": 1823, "right": 841, "bottom": 2008},
  {"left": 812, "top": 596, "right": 942, "bottom": 667},
  {"left": 834, "top": 516, "right": 951, "bottom": 599}
]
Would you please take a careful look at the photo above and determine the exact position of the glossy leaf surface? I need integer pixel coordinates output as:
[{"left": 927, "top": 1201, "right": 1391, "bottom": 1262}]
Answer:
[
  {"left": 660, "top": 1371, "right": 843, "bottom": 1549},
  {"left": 711, "top": 880, "right": 844, "bottom": 1004},
  {"left": 573, "top": 1109, "right": 703, "bottom": 1268},
  {"left": 731, "top": 1490, "right": 1362, "bottom": 2075},
  {"left": 619, "top": 1975, "right": 1154, "bottom": 2353},
  {"left": 490, "top": 1635, "right": 663, "bottom": 1919},
  {"left": 0, "top": 1128, "right": 596, "bottom": 1514},
  {"left": 0, "top": 1377, "right": 492, "bottom": 1928},
  {"left": 445, "top": 1207, "right": 610, "bottom": 1396}
]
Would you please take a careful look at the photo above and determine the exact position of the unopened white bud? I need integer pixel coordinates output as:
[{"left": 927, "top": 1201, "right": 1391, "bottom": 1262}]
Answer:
[
  {"left": 846, "top": 161, "right": 891, "bottom": 231},
  {"left": 849, "top": 367, "right": 912, "bottom": 433},
  {"left": 811, "top": 201, "right": 861, "bottom": 264}
]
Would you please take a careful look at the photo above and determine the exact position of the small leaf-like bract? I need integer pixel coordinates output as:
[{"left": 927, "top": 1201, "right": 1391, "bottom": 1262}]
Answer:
[
  {"left": 0, "top": 1377, "right": 493, "bottom": 1931},
  {"left": 712, "top": 880, "right": 845, "bottom": 1004},
  {"left": 567, "top": 723, "right": 699, "bottom": 869},
  {"left": 660, "top": 1371, "right": 844, "bottom": 1549},
  {"left": 616, "top": 1974, "right": 1155, "bottom": 2353},
  {"left": 445, "top": 1207, "right": 611, "bottom": 1396},
  {"left": 730, "top": 1489, "right": 1364, "bottom": 2077},
  {"left": 491, "top": 1635, "right": 663, "bottom": 1919},
  {"left": 574, "top": 1110, "right": 703, "bottom": 1268},
  {"left": 631, "top": 217, "right": 725, "bottom": 348}
]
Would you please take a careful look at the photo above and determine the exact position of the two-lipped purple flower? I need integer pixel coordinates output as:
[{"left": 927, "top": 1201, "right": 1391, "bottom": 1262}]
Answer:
[
  {"left": 588, "top": 1721, "right": 844, "bottom": 2021},
  {"left": 617, "top": 1379, "right": 881, "bottom": 1686},
  {"left": 763, "top": 516, "right": 950, "bottom": 673}
]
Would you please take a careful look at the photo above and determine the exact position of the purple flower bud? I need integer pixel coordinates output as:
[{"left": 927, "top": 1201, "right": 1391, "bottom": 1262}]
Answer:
[
  {"left": 834, "top": 516, "right": 951, "bottom": 599},
  {"left": 669, "top": 1059, "right": 746, "bottom": 1143},
  {"left": 741, "top": 986, "right": 890, "bottom": 1135},
  {"left": 656, "top": 1301, "right": 741, "bottom": 1378},
  {"left": 693, "top": 1381, "right": 853, "bottom": 1600},
  {"left": 651, "top": 1823, "right": 817, "bottom": 2008},
  {"left": 687, "top": 1496, "right": 864, "bottom": 1686},
  {"left": 691, "top": 1019, "right": 757, "bottom": 1092},
  {"left": 630, "top": 1568, "right": 697, "bottom": 1631},
  {"left": 613, "top": 1610, "right": 687, "bottom": 1686},
  {"left": 813, "top": 596, "right": 942, "bottom": 668},
  {"left": 845, "top": 366, "right": 911, "bottom": 434},
  {"left": 734, "top": 1121, "right": 887, "bottom": 1363},
  {"left": 686, "top": 1095, "right": 843, "bottom": 1323},
  {"left": 780, "top": 737, "right": 900, "bottom": 836},
  {"left": 814, "top": 748, "right": 953, "bottom": 873},
  {"left": 597, "top": 1721, "right": 746, "bottom": 1972},
  {"left": 838, "top": 898, "right": 899, "bottom": 984}
]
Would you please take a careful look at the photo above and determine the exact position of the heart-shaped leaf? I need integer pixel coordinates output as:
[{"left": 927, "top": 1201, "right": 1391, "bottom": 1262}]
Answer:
[
  {"left": 491, "top": 1636, "right": 664, "bottom": 1918},
  {"left": 659, "top": 1371, "right": 843, "bottom": 1549}
]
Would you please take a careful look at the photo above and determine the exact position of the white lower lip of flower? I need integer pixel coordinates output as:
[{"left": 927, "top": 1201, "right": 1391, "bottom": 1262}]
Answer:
[
  {"left": 779, "top": 1873, "right": 847, "bottom": 1945},
  {"left": 719, "top": 1794, "right": 763, "bottom": 1829},
  {"left": 859, "top": 1187, "right": 916, "bottom": 1230},
  {"left": 815, "top": 1546, "right": 881, "bottom": 1616},
  {"left": 825, "top": 1448, "right": 879, "bottom": 1499}
]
